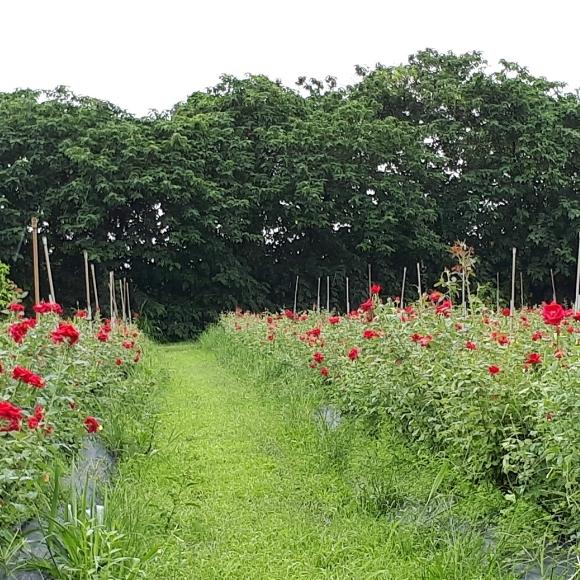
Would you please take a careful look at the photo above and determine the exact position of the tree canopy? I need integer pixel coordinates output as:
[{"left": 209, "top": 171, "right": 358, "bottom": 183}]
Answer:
[{"left": 1, "top": 50, "right": 579, "bottom": 339}]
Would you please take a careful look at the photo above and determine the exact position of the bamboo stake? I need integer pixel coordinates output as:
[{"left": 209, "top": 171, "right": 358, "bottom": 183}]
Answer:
[
  {"left": 31, "top": 217, "right": 40, "bottom": 307},
  {"left": 316, "top": 277, "right": 321, "bottom": 313},
  {"left": 550, "top": 268, "right": 556, "bottom": 302},
  {"left": 41, "top": 236, "right": 56, "bottom": 303},
  {"left": 83, "top": 251, "right": 92, "bottom": 320},
  {"left": 125, "top": 279, "right": 132, "bottom": 325},
  {"left": 91, "top": 264, "right": 100, "bottom": 314},
  {"left": 510, "top": 248, "right": 516, "bottom": 316},
  {"left": 401, "top": 266, "right": 407, "bottom": 309},
  {"left": 109, "top": 272, "right": 115, "bottom": 322},
  {"left": 575, "top": 232, "right": 580, "bottom": 311},
  {"left": 293, "top": 275, "right": 299, "bottom": 315},
  {"left": 326, "top": 276, "right": 330, "bottom": 311},
  {"left": 496, "top": 273, "right": 500, "bottom": 314},
  {"left": 520, "top": 272, "right": 524, "bottom": 308},
  {"left": 368, "top": 264, "right": 372, "bottom": 298},
  {"left": 119, "top": 279, "right": 126, "bottom": 323},
  {"left": 346, "top": 276, "right": 350, "bottom": 314},
  {"left": 461, "top": 271, "right": 466, "bottom": 316},
  {"left": 416, "top": 262, "right": 422, "bottom": 300}
]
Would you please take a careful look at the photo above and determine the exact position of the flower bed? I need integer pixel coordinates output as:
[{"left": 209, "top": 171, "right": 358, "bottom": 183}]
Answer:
[
  {"left": 222, "top": 294, "right": 580, "bottom": 532},
  {"left": 0, "top": 301, "right": 144, "bottom": 530}
]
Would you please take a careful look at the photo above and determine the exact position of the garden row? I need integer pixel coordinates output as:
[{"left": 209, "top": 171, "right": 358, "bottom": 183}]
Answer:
[
  {"left": 0, "top": 295, "right": 154, "bottom": 576},
  {"left": 222, "top": 290, "right": 580, "bottom": 533}
]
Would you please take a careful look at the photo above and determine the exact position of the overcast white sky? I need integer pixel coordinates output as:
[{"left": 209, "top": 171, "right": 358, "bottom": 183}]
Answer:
[{"left": 1, "top": 0, "right": 578, "bottom": 116}]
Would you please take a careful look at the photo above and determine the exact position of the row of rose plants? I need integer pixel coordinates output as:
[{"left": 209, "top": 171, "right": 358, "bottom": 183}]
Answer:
[
  {"left": 222, "top": 289, "right": 580, "bottom": 531},
  {"left": 0, "top": 300, "right": 144, "bottom": 531}
]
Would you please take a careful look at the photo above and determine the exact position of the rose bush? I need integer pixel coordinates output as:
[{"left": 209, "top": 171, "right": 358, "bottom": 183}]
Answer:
[
  {"left": 0, "top": 302, "right": 145, "bottom": 529},
  {"left": 222, "top": 295, "right": 580, "bottom": 531}
]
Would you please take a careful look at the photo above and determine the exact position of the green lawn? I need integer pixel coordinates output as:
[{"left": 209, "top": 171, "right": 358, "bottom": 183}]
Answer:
[{"left": 115, "top": 337, "right": 547, "bottom": 579}]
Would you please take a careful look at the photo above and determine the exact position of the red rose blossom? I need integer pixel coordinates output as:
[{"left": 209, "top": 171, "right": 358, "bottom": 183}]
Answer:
[
  {"left": 348, "top": 347, "right": 360, "bottom": 361},
  {"left": 370, "top": 283, "right": 382, "bottom": 295},
  {"left": 12, "top": 366, "right": 45, "bottom": 388},
  {"left": 465, "top": 341, "right": 477, "bottom": 350},
  {"left": 84, "top": 416, "right": 102, "bottom": 433},
  {"left": 542, "top": 301, "right": 565, "bottom": 326},
  {"left": 312, "top": 352, "right": 325, "bottom": 364},
  {"left": 488, "top": 365, "right": 501, "bottom": 376},
  {"left": 50, "top": 322, "right": 80, "bottom": 346},
  {"left": 0, "top": 401, "right": 23, "bottom": 432},
  {"left": 526, "top": 352, "right": 542, "bottom": 365}
]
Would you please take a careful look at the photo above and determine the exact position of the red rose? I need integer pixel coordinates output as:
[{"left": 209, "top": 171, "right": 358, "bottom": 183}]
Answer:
[
  {"left": 531, "top": 331, "right": 543, "bottom": 341},
  {"left": 312, "top": 352, "right": 325, "bottom": 364},
  {"left": 115, "top": 358, "right": 123, "bottom": 366},
  {"left": 8, "top": 303, "right": 24, "bottom": 313},
  {"left": 348, "top": 347, "right": 360, "bottom": 361},
  {"left": 526, "top": 352, "right": 542, "bottom": 365},
  {"left": 436, "top": 299, "right": 453, "bottom": 317},
  {"left": 33, "top": 301, "right": 63, "bottom": 315},
  {"left": 363, "top": 329, "right": 380, "bottom": 339},
  {"left": 359, "top": 298, "right": 373, "bottom": 313},
  {"left": 320, "top": 367, "right": 329, "bottom": 377},
  {"left": 465, "top": 341, "right": 477, "bottom": 350},
  {"left": 84, "top": 416, "right": 102, "bottom": 433},
  {"left": 328, "top": 316, "right": 341, "bottom": 325},
  {"left": 370, "top": 284, "right": 382, "bottom": 295},
  {"left": 0, "top": 401, "right": 23, "bottom": 432},
  {"left": 501, "top": 307, "right": 511, "bottom": 317},
  {"left": 488, "top": 365, "right": 501, "bottom": 376},
  {"left": 542, "top": 301, "right": 565, "bottom": 326},
  {"left": 12, "top": 366, "right": 45, "bottom": 388},
  {"left": 50, "top": 322, "right": 80, "bottom": 346}
]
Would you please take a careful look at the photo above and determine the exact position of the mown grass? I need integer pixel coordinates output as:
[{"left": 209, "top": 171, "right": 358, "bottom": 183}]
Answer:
[{"left": 113, "top": 329, "right": 559, "bottom": 579}]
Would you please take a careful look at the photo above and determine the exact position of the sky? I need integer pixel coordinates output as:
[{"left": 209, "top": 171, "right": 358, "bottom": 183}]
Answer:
[{"left": 1, "top": 0, "right": 578, "bottom": 117}]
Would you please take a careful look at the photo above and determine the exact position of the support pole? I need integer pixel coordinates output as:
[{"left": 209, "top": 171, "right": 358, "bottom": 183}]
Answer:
[
  {"left": 401, "top": 266, "right": 407, "bottom": 309},
  {"left": 550, "top": 268, "right": 557, "bottom": 302},
  {"left": 520, "top": 272, "right": 524, "bottom": 308},
  {"left": 510, "top": 248, "right": 516, "bottom": 316},
  {"left": 575, "top": 232, "right": 580, "bottom": 311},
  {"left": 368, "top": 264, "right": 372, "bottom": 298},
  {"left": 83, "top": 251, "right": 92, "bottom": 319},
  {"left": 119, "top": 279, "right": 126, "bottom": 323},
  {"left": 326, "top": 276, "right": 330, "bottom": 311},
  {"left": 346, "top": 276, "right": 350, "bottom": 314},
  {"left": 91, "top": 264, "right": 100, "bottom": 314},
  {"left": 31, "top": 217, "right": 40, "bottom": 307},
  {"left": 125, "top": 279, "right": 132, "bottom": 325},
  {"left": 416, "top": 262, "right": 422, "bottom": 300},
  {"left": 496, "top": 273, "right": 500, "bottom": 314},
  {"left": 316, "top": 277, "right": 321, "bottom": 313},
  {"left": 42, "top": 236, "right": 55, "bottom": 303},
  {"left": 293, "top": 275, "right": 299, "bottom": 315}
]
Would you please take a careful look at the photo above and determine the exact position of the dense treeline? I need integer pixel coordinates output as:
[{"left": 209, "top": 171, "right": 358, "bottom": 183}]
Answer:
[{"left": 1, "top": 50, "right": 579, "bottom": 339}]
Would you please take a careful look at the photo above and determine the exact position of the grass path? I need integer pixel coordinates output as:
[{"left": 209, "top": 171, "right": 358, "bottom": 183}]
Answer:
[{"left": 121, "top": 342, "right": 515, "bottom": 579}]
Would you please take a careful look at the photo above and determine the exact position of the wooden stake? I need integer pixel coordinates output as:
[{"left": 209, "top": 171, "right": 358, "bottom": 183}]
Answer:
[
  {"left": 109, "top": 272, "right": 115, "bottom": 322},
  {"left": 125, "top": 279, "right": 132, "bottom": 325},
  {"left": 91, "top": 264, "right": 100, "bottom": 314},
  {"left": 368, "top": 264, "right": 372, "bottom": 298},
  {"left": 520, "top": 271, "right": 524, "bottom": 308},
  {"left": 119, "top": 279, "right": 126, "bottom": 322},
  {"left": 510, "top": 248, "right": 516, "bottom": 315},
  {"left": 575, "top": 232, "right": 580, "bottom": 310},
  {"left": 496, "top": 273, "right": 500, "bottom": 314},
  {"left": 31, "top": 217, "right": 40, "bottom": 307},
  {"left": 401, "top": 266, "right": 407, "bottom": 309},
  {"left": 416, "top": 262, "right": 422, "bottom": 300},
  {"left": 293, "top": 275, "right": 299, "bottom": 315},
  {"left": 41, "top": 236, "right": 56, "bottom": 303},
  {"left": 346, "top": 276, "right": 350, "bottom": 314},
  {"left": 326, "top": 276, "right": 330, "bottom": 311},
  {"left": 550, "top": 269, "right": 556, "bottom": 302},
  {"left": 461, "top": 271, "right": 466, "bottom": 315},
  {"left": 83, "top": 251, "right": 92, "bottom": 319},
  {"left": 316, "top": 277, "right": 321, "bottom": 313}
]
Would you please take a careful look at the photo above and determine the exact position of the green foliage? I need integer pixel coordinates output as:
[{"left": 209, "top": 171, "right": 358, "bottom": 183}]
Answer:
[
  {"left": 0, "top": 261, "right": 15, "bottom": 309},
  {"left": 1, "top": 51, "right": 579, "bottom": 339}
]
